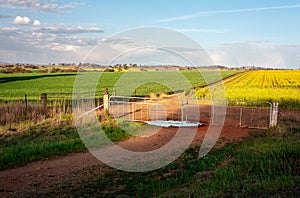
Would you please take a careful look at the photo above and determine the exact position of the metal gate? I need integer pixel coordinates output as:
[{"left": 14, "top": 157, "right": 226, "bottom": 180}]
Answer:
[
  {"left": 109, "top": 96, "right": 198, "bottom": 122},
  {"left": 109, "top": 96, "right": 275, "bottom": 129},
  {"left": 226, "top": 103, "right": 272, "bottom": 129}
]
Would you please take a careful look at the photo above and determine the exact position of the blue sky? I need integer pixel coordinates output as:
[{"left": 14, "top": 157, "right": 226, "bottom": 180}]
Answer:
[{"left": 0, "top": 0, "right": 299, "bottom": 68}]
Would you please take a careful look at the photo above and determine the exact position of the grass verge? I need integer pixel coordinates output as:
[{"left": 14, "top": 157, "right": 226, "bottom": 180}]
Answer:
[
  {"left": 0, "top": 118, "right": 130, "bottom": 170},
  {"left": 53, "top": 127, "right": 299, "bottom": 197}
]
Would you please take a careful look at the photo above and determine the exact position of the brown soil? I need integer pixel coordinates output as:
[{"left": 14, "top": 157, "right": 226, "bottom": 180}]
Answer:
[{"left": 0, "top": 124, "right": 249, "bottom": 197}]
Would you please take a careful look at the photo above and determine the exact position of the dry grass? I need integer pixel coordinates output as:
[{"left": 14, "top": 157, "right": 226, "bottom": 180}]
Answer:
[
  {"left": 148, "top": 93, "right": 159, "bottom": 99},
  {"left": 0, "top": 103, "right": 44, "bottom": 126},
  {"left": 0, "top": 101, "right": 72, "bottom": 128}
]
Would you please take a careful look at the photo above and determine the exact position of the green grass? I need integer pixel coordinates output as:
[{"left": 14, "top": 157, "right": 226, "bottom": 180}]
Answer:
[
  {"left": 52, "top": 128, "right": 299, "bottom": 197},
  {"left": 0, "top": 73, "right": 78, "bottom": 101},
  {"left": 0, "top": 123, "right": 83, "bottom": 170},
  {"left": 188, "top": 129, "right": 299, "bottom": 197},
  {"left": 0, "top": 118, "right": 130, "bottom": 170},
  {"left": 0, "top": 70, "right": 242, "bottom": 101}
]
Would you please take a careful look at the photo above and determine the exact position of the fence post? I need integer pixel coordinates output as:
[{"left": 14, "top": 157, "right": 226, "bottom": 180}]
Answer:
[
  {"left": 41, "top": 93, "right": 47, "bottom": 115},
  {"left": 239, "top": 107, "right": 243, "bottom": 127},
  {"left": 270, "top": 102, "right": 279, "bottom": 127},
  {"left": 103, "top": 88, "right": 110, "bottom": 112},
  {"left": 25, "top": 93, "right": 28, "bottom": 115}
]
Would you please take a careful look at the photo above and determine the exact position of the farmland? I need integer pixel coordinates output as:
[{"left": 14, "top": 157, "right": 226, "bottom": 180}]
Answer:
[
  {"left": 0, "top": 69, "right": 299, "bottom": 197},
  {"left": 2, "top": 70, "right": 299, "bottom": 109},
  {"left": 196, "top": 70, "right": 300, "bottom": 109},
  {"left": 0, "top": 70, "right": 241, "bottom": 101}
]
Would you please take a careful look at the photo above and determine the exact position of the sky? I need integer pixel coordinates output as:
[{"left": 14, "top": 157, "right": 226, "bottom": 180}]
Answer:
[{"left": 0, "top": 0, "right": 300, "bottom": 68}]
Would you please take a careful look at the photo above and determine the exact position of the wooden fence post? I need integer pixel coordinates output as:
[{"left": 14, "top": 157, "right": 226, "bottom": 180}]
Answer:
[
  {"left": 103, "top": 88, "right": 110, "bottom": 113},
  {"left": 41, "top": 93, "right": 47, "bottom": 115},
  {"left": 270, "top": 102, "right": 279, "bottom": 127},
  {"left": 24, "top": 94, "right": 28, "bottom": 115}
]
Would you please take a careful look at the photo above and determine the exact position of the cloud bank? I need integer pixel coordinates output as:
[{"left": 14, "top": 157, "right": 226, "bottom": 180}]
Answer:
[
  {"left": 209, "top": 42, "right": 300, "bottom": 69},
  {"left": 0, "top": 0, "right": 83, "bottom": 13},
  {"left": 1, "top": 24, "right": 298, "bottom": 69},
  {"left": 0, "top": 25, "right": 104, "bottom": 64},
  {"left": 35, "top": 26, "right": 103, "bottom": 34}
]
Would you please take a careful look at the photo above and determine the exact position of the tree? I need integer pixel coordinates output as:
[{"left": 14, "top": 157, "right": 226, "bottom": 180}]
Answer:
[{"left": 118, "top": 65, "right": 122, "bottom": 72}]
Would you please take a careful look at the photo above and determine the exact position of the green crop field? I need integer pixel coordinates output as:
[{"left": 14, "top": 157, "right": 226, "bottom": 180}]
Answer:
[
  {"left": 1, "top": 70, "right": 299, "bottom": 109},
  {"left": 196, "top": 70, "right": 300, "bottom": 109},
  {"left": 0, "top": 70, "right": 241, "bottom": 101}
]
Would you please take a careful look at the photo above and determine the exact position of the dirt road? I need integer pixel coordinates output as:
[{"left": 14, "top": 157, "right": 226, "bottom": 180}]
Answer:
[{"left": 0, "top": 125, "right": 249, "bottom": 197}]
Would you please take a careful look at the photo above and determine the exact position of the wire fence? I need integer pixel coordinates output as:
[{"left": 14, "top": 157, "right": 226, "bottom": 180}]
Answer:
[
  {"left": 0, "top": 92, "right": 103, "bottom": 125},
  {"left": 1, "top": 93, "right": 298, "bottom": 130}
]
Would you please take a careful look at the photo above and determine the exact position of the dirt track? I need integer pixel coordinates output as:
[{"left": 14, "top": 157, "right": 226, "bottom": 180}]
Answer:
[{"left": 0, "top": 125, "right": 249, "bottom": 197}]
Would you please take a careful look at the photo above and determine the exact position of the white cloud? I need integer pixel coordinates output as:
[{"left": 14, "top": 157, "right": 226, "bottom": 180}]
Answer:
[
  {"left": 156, "top": 3, "right": 300, "bottom": 23},
  {"left": 0, "top": 25, "right": 299, "bottom": 68},
  {"left": 12, "top": 16, "right": 31, "bottom": 25},
  {"left": 1, "top": 27, "right": 19, "bottom": 32},
  {"left": 208, "top": 42, "right": 300, "bottom": 69},
  {"left": 12, "top": 16, "right": 41, "bottom": 26},
  {"left": 0, "top": 28, "right": 91, "bottom": 63},
  {"left": 0, "top": 25, "right": 104, "bottom": 63},
  {"left": 34, "top": 25, "right": 103, "bottom": 34},
  {"left": 50, "top": 43, "right": 80, "bottom": 52},
  {"left": 33, "top": 20, "right": 41, "bottom": 26},
  {"left": 83, "top": 34, "right": 214, "bottom": 66},
  {"left": 0, "top": 0, "right": 84, "bottom": 13}
]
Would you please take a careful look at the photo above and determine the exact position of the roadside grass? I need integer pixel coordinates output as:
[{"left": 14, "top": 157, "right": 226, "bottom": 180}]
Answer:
[
  {"left": 0, "top": 116, "right": 130, "bottom": 170},
  {"left": 187, "top": 128, "right": 300, "bottom": 197},
  {"left": 54, "top": 127, "right": 300, "bottom": 197},
  {"left": 0, "top": 121, "right": 83, "bottom": 170}
]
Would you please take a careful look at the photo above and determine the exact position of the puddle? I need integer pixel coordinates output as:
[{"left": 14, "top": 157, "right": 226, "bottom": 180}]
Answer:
[{"left": 144, "top": 120, "right": 201, "bottom": 127}]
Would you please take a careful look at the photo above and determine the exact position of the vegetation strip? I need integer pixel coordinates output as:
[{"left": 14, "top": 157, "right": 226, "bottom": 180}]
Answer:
[
  {"left": 0, "top": 117, "right": 130, "bottom": 170},
  {"left": 50, "top": 128, "right": 299, "bottom": 197}
]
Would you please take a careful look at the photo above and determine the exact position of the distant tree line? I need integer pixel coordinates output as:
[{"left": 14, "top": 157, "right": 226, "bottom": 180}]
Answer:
[{"left": 0, "top": 63, "right": 294, "bottom": 74}]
